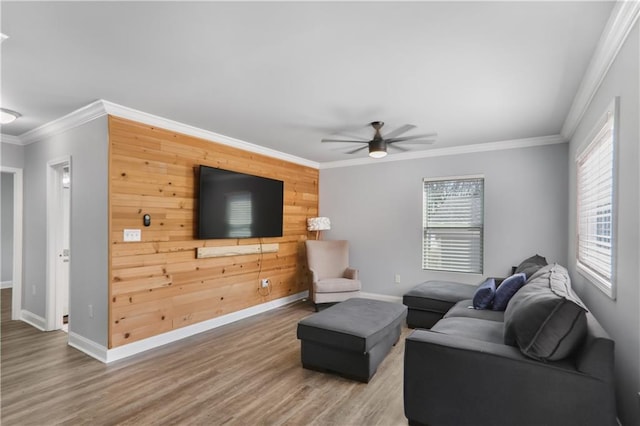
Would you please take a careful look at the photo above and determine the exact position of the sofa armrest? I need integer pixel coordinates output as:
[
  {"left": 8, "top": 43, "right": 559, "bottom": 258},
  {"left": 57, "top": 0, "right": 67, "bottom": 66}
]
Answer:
[
  {"left": 404, "top": 330, "right": 616, "bottom": 426},
  {"left": 344, "top": 267, "right": 358, "bottom": 280}
]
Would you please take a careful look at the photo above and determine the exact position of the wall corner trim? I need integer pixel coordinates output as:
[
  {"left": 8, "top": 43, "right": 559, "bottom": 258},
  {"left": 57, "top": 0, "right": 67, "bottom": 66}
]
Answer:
[{"left": 561, "top": 1, "right": 640, "bottom": 140}]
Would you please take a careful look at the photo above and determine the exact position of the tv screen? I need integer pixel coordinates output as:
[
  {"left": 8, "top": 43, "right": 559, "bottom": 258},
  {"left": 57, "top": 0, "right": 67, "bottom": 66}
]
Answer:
[{"left": 197, "top": 165, "right": 284, "bottom": 239}]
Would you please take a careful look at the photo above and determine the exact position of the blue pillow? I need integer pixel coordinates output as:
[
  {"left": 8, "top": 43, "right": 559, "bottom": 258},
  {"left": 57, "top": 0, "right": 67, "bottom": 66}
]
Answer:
[
  {"left": 492, "top": 273, "right": 527, "bottom": 311},
  {"left": 472, "top": 278, "right": 496, "bottom": 309}
]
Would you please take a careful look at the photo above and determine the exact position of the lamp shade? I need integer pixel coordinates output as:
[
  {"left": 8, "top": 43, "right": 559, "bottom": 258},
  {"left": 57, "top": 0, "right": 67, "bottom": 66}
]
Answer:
[{"left": 307, "top": 217, "right": 331, "bottom": 231}]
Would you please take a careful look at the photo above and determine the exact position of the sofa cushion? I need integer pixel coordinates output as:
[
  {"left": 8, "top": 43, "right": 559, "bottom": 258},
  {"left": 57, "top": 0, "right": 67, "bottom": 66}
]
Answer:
[
  {"left": 403, "top": 281, "right": 477, "bottom": 313},
  {"left": 431, "top": 317, "right": 504, "bottom": 345},
  {"left": 472, "top": 278, "right": 496, "bottom": 309},
  {"left": 444, "top": 300, "right": 505, "bottom": 322},
  {"left": 515, "top": 254, "right": 548, "bottom": 280},
  {"left": 492, "top": 273, "right": 526, "bottom": 311},
  {"left": 504, "top": 264, "right": 588, "bottom": 361}
]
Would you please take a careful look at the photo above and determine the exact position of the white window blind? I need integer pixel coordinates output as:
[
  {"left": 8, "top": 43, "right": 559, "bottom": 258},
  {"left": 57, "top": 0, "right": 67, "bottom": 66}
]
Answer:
[
  {"left": 423, "top": 177, "right": 484, "bottom": 273},
  {"left": 576, "top": 100, "right": 616, "bottom": 294}
]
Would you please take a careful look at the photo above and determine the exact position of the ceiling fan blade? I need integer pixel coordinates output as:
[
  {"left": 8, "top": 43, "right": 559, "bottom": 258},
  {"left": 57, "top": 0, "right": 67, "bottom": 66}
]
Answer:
[
  {"left": 321, "top": 138, "right": 369, "bottom": 144},
  {"left": 388, "top": 139, "right": 436, "bottom": 145},
  {"left": 346, "top": 145, "right": 369, "bottom": 154},
  {"left": 386, "top": 133, "right": 438, "bottom": 143},
  {"left": 382, "top": 124, "right": 416, "bottom": 140},
  {"left": 329, "top": 131, "right": 370, "bottom": 141},
  {"left": 388, "top": 144, "right": 409, "bottom": 152}
]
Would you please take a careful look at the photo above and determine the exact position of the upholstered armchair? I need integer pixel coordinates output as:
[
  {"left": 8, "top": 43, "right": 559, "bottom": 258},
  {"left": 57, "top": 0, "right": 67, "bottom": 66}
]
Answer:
[{"left": 305, "top": 240, "right": 362, "bottom": 309}]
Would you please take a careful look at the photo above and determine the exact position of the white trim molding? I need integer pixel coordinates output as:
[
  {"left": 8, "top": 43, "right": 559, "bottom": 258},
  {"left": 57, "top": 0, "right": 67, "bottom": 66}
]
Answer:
[
  {"left": 20, "top": 310, "right": 47, "bottom": 331},
  {"left": 561, "top": 0, "right": 640, "bottom": 140},
  {"left": 11, "top": 99, "right": 319, "bottom": 169},
  {"left": 1, "top": 281, "right": 12, "bottom": 289},
  {"left": 320, "top": 134, "right": 566, "bottom": 169},
  {"left": 1, "top": 166, "right": 23, "bottom": 321},
  {"left": 359, "top": 292, "right": 403, "bottom": 304},
  {"left": 0, "top": 134, "right": 22, "bottom": 145},
  {"left": 68, "top": 290, "right": 308, "bottom": 364},
  {"left": 101, "top": 101, "right": 319, "bottom": 169}
]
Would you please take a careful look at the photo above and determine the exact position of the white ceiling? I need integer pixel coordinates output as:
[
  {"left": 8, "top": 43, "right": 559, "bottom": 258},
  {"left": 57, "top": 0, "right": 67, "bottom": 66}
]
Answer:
[{"left": 1, "top": 1, "right": 614, "bottom": 163}]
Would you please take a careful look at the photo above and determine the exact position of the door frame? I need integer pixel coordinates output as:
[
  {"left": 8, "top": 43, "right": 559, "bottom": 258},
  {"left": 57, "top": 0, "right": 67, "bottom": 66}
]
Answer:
[
  {"left": 0, "top": 166, "right": 23, "bottom": 321},
  {"left": 46, "top": 156, "right": 71, "bottom": 331}
]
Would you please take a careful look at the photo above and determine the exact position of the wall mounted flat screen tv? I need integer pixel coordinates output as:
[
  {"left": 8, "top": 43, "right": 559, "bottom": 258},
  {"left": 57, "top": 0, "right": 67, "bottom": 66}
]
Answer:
[{"left": 197, "top": 165, "right": 284, "bottom": 239}]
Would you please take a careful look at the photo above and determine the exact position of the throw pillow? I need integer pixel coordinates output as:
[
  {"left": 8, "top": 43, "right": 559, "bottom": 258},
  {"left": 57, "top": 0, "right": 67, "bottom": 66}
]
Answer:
[
  {"left": 504, "top": 264, "right": 588, "bottom": 361},
  {"left": 492, "top": 273, "right": 526, "bottom": 311},
  {"left": 472, "top": 278, "right": 496, "bottom": 310},
  {"left": 515, "top": 254, "right": 548, "bottom": 280}
]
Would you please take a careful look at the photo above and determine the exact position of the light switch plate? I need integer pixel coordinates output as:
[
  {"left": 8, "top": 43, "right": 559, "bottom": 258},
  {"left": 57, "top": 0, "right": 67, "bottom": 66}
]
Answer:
[{"left": 123, "top": 229, "right": 141, "bottom": 242}]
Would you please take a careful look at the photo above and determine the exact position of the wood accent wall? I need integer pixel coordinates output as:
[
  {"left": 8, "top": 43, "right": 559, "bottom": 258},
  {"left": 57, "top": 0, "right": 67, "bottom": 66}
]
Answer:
[{"left": 108, "top": 116, "right": 318, "bottom": 348}]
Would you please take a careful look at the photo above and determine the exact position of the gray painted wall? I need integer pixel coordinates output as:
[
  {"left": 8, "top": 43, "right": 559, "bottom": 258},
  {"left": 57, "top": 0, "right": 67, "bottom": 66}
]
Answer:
[
  {"left": 319, "top": 142, "right": 568, "bottom": 296},
  {"left": 23, "top": 116, "right": 109, "bottom": 346},
  {"left": 567, "top": 23, "right": 639, "bottom": 426},
  {"left": 1, "top": 172, "right": 14, "bottom": 283},
  {"left": 1, "top": 142, "right": 25, "bottom": 169}
]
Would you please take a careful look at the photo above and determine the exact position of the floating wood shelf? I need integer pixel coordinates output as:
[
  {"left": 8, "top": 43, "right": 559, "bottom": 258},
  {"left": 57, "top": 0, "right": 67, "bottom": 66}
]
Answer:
[{"left": 196, "top": 243, "right": 279, "bottom": 259}]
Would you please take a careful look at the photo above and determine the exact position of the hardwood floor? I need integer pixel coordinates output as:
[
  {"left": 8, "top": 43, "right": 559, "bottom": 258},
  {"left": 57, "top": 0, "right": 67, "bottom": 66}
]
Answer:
[{"left": 1, "top": 289, "right": 410, "bottom": 425}]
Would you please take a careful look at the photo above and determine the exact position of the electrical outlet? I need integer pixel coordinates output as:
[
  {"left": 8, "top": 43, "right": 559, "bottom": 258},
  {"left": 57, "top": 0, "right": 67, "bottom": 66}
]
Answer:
[
  {"left": 394, "top": 274, "right": 401, "bottom": 284},
  {"left": 32, "top": 285, "right": 36, "bottom": 295},
  {"left": 123, "top": 229, "right": 141, "bottom": 242},
  {"left": 88, "top": 304, "right": 94, "bottom": 318},
  {"left": 261, "top": 278, "right": 269, "bottom": 288}
]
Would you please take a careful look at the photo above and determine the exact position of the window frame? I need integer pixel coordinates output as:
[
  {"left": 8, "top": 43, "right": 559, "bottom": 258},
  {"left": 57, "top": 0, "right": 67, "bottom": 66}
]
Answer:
[
  {"left": 422, "top": 174, "right": 485, "bottom": 274},
  {"left": 575, "top": 97, "right": 619, "bottom": 299}
]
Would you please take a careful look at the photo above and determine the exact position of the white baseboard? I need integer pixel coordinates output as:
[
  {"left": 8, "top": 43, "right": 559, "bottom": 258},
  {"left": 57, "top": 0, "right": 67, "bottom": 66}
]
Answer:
[
  {"left": 101, "top": 290, "right": 308, "bottom": 364},
  {"left": 359, "top": 291, "right": 403, "bottom": 304},
  {"left": 68, "top": 332, "right": 108, "bottom": 363},
  {"left": 1, "top": 281, "right": 13, "bottom": 289},
  {"left": 20, "top": 309, "right": 46, "bottom": 331}
]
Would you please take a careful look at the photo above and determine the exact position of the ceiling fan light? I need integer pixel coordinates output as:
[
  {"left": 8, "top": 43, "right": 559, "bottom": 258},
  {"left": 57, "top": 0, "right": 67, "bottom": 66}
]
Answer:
[
  {"left": 369, "top": 150, "right": 387, "bottom": 158},
  {"left": 0, "top": 108, "right": 21, "bottom": 124},
  {"left": 368, "top": 138, "right": 387, "bottom": 158}
]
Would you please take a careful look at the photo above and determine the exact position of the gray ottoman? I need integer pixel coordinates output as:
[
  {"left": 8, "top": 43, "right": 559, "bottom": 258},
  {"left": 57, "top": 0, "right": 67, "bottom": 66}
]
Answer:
[
  {"left": 403, "top": 281, "right": 477, "bottom": 329},
  {"left": 296, "top": 298, "right": 407, "bottom": 382}
]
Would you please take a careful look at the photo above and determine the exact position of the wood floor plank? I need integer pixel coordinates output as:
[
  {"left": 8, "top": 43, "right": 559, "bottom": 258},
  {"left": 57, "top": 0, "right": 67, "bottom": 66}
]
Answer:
[{"left": 1, "top": 288, "right": 408, "bottom": 425}]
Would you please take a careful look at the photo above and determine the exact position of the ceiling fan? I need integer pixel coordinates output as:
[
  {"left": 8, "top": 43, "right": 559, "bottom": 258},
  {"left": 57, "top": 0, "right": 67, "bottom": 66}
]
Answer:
[{"left": 321, "top": 121, "right": 437, "bottom": 158}]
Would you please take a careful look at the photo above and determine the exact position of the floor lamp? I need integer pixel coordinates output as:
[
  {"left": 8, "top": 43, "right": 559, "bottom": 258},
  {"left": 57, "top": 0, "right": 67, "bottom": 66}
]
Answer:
[{"left": 307, "top": 217, "right": 331, "bottom": 240}]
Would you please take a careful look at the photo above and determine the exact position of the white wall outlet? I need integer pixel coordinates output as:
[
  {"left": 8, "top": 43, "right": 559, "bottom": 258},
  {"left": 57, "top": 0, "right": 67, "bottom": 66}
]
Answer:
[
  {"left": 88, "top": 304, "right": 94, "bottom": 318},
  {"left": 32, "top": 285, "right": 36, "bottom": 295},
  {"left": 123, "top": 229, "right": 141, "bottom": 242},
  {"left": 395, "top": 274, "right": 401, "bottom": 284},
  {"left": 261, "top": 278, "right": 269, "bottom": 288}
]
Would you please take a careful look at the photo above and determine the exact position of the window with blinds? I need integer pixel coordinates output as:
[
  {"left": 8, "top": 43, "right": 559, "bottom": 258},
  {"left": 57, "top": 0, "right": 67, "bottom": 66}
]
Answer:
[
  {"left": 576, "top": 98, "right": 617, "bottom": 297},
  {"left": 422, "top": 176, "right": 484, "bottom": 273}
]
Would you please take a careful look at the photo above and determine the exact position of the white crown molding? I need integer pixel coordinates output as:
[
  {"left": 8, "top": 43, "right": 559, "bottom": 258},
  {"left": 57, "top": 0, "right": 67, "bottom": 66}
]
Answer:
[
  {"left": 320, "top": 134, "right": 567, "bottom": 169},
  {"left": 561, "top": 0, "right": 640, "bottom": 140},
  {"left": 14, "top": 99, "right": 319, "bottom": 169},
  {"left": 101, "top": 101, "right": 319, "bottom": 169},
  {"left": 0, "top": 134, "right": 23, "bottom": 145},
  {"left": 20, "top": 100, "right": 107, "bottom": 145}
]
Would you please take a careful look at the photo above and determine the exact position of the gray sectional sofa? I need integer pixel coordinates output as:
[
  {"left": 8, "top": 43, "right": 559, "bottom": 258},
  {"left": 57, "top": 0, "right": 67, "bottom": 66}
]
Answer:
[{"left": 403, "top": 264, "right": 617, "bottom": 426}]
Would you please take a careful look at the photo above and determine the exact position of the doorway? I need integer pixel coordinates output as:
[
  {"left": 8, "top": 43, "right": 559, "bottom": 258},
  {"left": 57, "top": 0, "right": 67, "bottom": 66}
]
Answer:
[
  {"left": 0, "top": 166, "right": 23, "bottom": 321},
  {"left": 46, "top": 157, "right": 71, "bottom": 331}
]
